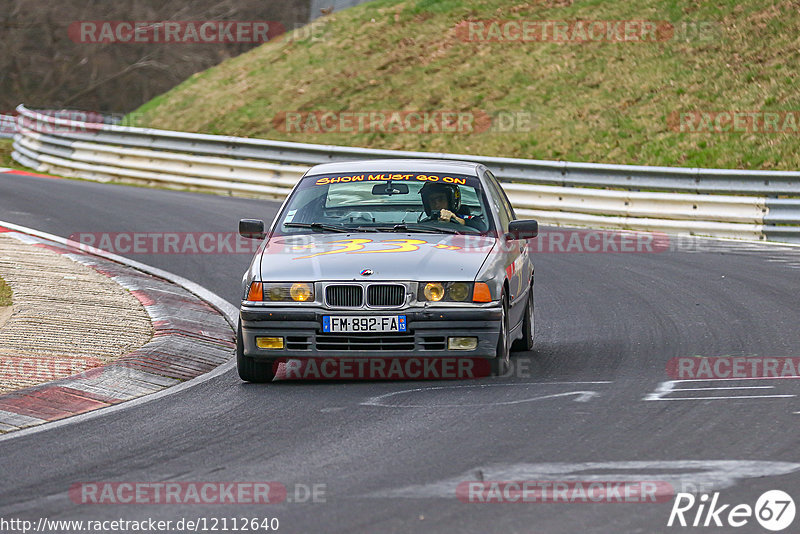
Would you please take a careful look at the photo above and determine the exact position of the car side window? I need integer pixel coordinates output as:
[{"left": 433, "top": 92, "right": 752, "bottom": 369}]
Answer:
[
  {"left": 484, "top": 171, "right": 513, "bottom": 231},
  {"left": 486, "top": 170, "right": 516, "bottom": 221}
]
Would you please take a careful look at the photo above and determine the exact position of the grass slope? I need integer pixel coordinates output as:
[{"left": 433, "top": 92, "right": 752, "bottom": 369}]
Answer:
[
  {"left": 0, "top": 139, "right": 17, "bottom": 170},
  {"left": 0, "top": 276, "right": 11, "bottom": 308},
  {"left": 130, "top": 0, "right": 798, "bottom": 170}
]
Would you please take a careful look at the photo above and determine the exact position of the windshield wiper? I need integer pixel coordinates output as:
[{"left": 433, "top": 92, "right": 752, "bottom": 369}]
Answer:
[
  {"left": 283, "top": 222, "right": 350, "bottom": 233},
  {"left": 379, "top": 223, "right": 466, "bottom": 234},
  {"left": 352, "top": 224, "right": 426, "bottom": 233},
  {"left": 351, "top": 226, "right": 394, "bottom": 233},
  {"left": 351, "top": 224, "right": 441, "bottom": 234},
  {"left": 408, "top": 223, "right": 467, "bottom": 234}
]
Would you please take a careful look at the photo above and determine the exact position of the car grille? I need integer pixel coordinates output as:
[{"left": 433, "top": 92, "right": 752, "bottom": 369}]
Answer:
[
  {"left": 419, "top": 336, "right": 447, "bottom": 350},
  {"left": 285, "top": 336, "right": 312, "bottom": 350},
  {"left": 263, "top": 334, "right": 448, "bottom": 352},
  {"left": 316, "top": 333, "right": 416, "bottom": 351},
  {"left": 366, "top": 284, "right": 405, "bottom": 307},
  {"left": 326, "top": 285, "right": 363, "bottom": 307}
]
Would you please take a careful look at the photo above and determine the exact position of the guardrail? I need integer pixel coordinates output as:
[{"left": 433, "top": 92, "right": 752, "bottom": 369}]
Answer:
[
  {"left": 0, "top": 114, "right": 16, "bottom": 139},
  {"left": 2, "top": 110, "right": 127, "bottom": 139},
  {"left": 10, "top": 104, "right": 800, "bottom": 243}
]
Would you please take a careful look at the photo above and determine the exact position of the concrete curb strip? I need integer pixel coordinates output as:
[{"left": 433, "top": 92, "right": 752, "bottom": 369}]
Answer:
[
  {"left": 0, "top": 235, "right": 153, "bottom": 391},
  {"left": 0, "top": 224, "right": 235, "bottom": 434}
]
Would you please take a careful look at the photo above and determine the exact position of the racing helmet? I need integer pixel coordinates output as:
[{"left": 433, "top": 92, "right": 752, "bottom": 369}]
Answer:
[{"left": 419, "top": 182, "right": 461, "bottom": 216}]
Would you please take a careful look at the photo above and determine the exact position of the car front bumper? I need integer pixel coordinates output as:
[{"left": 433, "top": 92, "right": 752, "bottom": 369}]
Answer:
[{"left": 239, "top": 305, "right": 502, "bottom": 360}]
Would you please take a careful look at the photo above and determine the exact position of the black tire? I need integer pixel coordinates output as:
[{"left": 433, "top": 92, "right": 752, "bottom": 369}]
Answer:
[
  {"left": 236, "top": 321, "right": 276, "bottom": 383},
  {"left": 491, "top": 295, "right": 510, "bottom": 376},
  {"left": 511, "top": 283, "right": 534, "bottom": 352}
]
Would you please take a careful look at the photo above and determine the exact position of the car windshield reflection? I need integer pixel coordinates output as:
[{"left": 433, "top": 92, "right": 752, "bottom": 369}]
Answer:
[{"left": 273, "top": 172, "right": 494, "bottom": 236}]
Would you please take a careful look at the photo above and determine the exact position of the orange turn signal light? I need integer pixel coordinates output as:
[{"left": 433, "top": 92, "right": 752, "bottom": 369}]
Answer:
[
  {"left": 247, "top": 282, "right": 263, "bottom": 301},
  {"left": 472, "top": 282, "right": 492, "bottom": 302}
]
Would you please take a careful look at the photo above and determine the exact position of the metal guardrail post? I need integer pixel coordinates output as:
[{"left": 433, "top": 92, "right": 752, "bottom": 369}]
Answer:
[{"left": 10, "top": 105, "right": 800, "bottom": 243}]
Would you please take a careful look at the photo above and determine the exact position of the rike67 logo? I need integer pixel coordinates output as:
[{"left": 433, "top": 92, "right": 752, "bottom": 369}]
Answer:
[{"left": 668, "top": 490, "right": 795, "bottom": 531}]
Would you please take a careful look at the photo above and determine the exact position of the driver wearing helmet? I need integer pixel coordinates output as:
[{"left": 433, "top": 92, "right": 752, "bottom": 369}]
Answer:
[{"left": 419, "top": 182, "right": 465, "bottom": 225}]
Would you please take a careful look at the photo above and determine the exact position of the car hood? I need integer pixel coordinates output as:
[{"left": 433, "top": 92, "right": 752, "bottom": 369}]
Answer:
[{"left": 258, "top": 233, "right": 496, "bottom": 281}]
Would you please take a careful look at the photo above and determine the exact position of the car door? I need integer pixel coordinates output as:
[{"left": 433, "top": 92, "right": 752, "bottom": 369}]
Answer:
[
  {"left": 487, "top": 171, "right": 533, "bottom": 295},
  {"left": 483, "top": 170, "right": 527, "bottom": 327}
]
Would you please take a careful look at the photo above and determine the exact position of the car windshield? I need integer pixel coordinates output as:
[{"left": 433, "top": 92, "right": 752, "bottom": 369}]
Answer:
[{"left": 272, "top": 171, "right": 495, "bottom": 236}]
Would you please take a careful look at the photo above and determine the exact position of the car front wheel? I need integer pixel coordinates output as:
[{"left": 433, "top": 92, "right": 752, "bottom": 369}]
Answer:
[
  {"left": 511, "top": 283, "right": 534, "bottom": 352},
  {"left": 491, "top": 296, "right": 510, "bottom": 376},
  {"left": 236, "top": 321, "right": 277, "bottom": 383}
]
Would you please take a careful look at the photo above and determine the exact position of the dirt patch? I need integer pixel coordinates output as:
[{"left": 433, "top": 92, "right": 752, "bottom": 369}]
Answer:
[{"left": 0, "top": 306, "right": 11, "bottom": 330}]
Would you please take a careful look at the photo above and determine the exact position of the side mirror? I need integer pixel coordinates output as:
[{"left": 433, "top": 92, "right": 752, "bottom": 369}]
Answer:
[
  {"left": 239, "top": 219, "right": 266, "bottom": 239},
  {"left": 506, "top": 219, "right": 538, "bottom": 240}
]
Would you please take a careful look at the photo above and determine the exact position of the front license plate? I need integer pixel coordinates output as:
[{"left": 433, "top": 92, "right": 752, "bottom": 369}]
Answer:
[{"left": 323, "top": 315, "right": 407, "bottom": 333}]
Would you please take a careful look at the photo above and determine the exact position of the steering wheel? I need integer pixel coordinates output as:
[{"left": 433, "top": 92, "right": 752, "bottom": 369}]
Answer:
[{"left": 417, "top": 210, "right": 441, "bottom": 224}]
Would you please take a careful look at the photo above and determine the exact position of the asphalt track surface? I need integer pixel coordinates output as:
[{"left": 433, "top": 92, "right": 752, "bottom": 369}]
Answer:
[{"left": 1, "top": 173, "right": 800, "bottom": 533}]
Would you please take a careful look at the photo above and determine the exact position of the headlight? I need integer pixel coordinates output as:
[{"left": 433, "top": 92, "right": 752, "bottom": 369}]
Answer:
[
  {"left": 290, "top": 282, "right": 313, "bottom": 302},
  {"left": 267, "top": 285, "right": 285, "bottom": 301},
  {"left": 419, "top": 282, "right": 474, "bottom": 302},
  {"left": 248, "top": 282, "right": 315, "bottom": 302},
  {"left": 423, "top": 282, "right": 445, "bottom": 302},
  {"left": 448, "top": 282, "right": 470, "bottom": 301}
]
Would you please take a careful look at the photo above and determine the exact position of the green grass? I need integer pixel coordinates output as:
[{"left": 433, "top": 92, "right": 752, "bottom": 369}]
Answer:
[
  {"left": 119, "top": 0, "right": 800, "bottom": 170},
  {"left": 0, "top": 145, "right": 18, "bottom": 307},
  {"left": 0, "top": 138, "right": 71, "bottom": 177},
  {"left": 0, "top": 276, "right": 11, "bottom": 308},
  {"left": 0, "top": 139, "right": 18, "bottom": 170}
]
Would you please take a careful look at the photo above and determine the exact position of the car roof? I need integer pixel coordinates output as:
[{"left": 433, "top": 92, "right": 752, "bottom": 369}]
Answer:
[{"left": 304, "top": 159, "right": 483, "bottom": 177}]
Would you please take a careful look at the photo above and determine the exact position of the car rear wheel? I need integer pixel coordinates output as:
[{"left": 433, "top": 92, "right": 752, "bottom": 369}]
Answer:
[
  {"left": 511, "top": 283, "right": 534, "bottom": 352},
  {"left": 491, "top": 295, "right": 510, "bottom": 376},
  {"left": 236, "top": 321, "right": 276, "bottom": 383}
]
